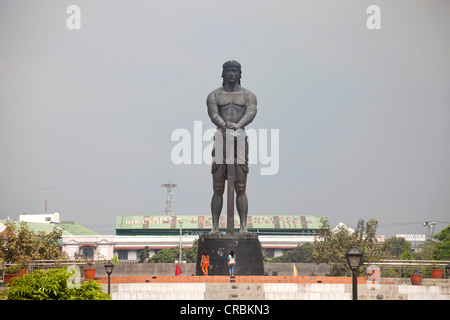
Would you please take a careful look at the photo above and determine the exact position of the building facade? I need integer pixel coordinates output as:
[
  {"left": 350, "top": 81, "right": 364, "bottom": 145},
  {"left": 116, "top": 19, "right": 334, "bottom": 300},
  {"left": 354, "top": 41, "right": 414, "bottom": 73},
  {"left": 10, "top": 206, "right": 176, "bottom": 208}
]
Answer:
[{"left": 62, "top": 215, "right": 327, "bottom": 261}]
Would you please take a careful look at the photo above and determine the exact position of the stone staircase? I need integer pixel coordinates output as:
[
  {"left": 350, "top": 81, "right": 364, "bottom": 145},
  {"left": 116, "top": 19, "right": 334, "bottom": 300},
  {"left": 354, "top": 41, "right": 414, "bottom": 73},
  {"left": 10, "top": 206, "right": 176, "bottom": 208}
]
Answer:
[{"left": 205, "top": 283, "right": 265, "bottom": 300}]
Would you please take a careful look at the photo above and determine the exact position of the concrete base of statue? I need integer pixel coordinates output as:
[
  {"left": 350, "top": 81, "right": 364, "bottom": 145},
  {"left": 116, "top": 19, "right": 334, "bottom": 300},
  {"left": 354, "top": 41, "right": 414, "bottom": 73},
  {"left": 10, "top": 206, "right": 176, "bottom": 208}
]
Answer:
[{"left": 196, "top": 232, "right": 264, "bottom": 276}]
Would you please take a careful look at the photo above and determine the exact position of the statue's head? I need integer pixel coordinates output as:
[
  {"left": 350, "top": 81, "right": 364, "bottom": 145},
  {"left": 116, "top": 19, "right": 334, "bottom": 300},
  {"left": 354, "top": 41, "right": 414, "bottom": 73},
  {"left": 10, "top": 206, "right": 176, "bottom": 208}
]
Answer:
[{"left": 222, "top": 60, "right": 241, "bottom": 85}]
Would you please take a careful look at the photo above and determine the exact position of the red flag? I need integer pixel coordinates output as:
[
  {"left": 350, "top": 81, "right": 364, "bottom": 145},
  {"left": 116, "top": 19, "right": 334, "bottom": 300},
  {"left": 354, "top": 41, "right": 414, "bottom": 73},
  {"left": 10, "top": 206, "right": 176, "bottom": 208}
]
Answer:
[{"left": 175, "top": 263, "right": 182, "bottom": 276}]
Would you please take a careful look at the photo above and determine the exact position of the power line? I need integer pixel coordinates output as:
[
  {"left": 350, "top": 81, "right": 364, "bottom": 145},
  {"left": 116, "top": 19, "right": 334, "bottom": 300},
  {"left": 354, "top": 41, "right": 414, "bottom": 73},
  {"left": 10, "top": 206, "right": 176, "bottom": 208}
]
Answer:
[{"left": 378, "top": 221, "right": 450, "bottom": 228}]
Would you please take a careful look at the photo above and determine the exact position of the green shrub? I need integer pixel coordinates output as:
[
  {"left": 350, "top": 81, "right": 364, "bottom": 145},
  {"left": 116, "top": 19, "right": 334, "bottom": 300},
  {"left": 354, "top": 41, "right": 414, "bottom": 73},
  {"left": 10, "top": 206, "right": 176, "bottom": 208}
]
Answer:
[{"left": 0, "top": 268, "right": 111, "bottom": 300}]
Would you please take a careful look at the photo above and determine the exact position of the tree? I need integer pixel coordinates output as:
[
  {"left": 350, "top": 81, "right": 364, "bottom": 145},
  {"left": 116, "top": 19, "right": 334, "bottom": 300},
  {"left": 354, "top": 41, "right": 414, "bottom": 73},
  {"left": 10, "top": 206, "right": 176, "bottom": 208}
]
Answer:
[
  {"left": 401, "top": 241, "right": 413, "bottom": 260},
  {"left": 399, "top": 240, "right": 414, "bottom": 277},
  {"left": 309, "top": 218, "right": 380, "bottom": 276},
  {"left": 147, "top": 240, "right": 198, "bottom": 263},
  {"left": 0, "top": 221, "right": 67, "bottom": 265},
  {"left": 138, "top": 246, "right": 150, "bottom": 263},
  {"left": 269, "top": 244, "right": 313, "bottom": 263},
  {"left": 433, "top": 225, "right": 450, "bottom": 260},
  {"left": 413, "top": 240, "right": 437, "bottom": 260},
  {"left": 184, "top": 239, "right": 198, "bottom": 263},
  {"left": 148, "top": 247, "right": 185, "bottom": 263},
  {"left": 380, "top": 236, "right": 407, "bottom": 259},
  {"left": 0, "top": 268, "right": 110, "bottom": 300}
]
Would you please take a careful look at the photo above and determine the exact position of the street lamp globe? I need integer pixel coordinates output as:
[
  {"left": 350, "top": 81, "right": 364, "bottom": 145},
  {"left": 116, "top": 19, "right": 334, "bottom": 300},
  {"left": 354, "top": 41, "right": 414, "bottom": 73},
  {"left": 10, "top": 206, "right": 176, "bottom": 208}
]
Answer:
[
  {"left": 346, "top": 246, "right": 363, "bottom": 269},
  {"left": 105, "top": 262, "right": 114, "bottom": 276}
]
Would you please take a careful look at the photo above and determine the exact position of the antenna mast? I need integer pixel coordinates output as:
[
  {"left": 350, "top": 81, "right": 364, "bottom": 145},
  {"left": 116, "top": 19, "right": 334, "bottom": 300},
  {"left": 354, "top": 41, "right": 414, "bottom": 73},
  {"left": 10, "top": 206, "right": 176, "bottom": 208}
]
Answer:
[
  {"left": 161, "top": 181, "right": 177, "bottom": 216},
  {"left": 38, "top": 186, "right": 55, "bottom": 215}
]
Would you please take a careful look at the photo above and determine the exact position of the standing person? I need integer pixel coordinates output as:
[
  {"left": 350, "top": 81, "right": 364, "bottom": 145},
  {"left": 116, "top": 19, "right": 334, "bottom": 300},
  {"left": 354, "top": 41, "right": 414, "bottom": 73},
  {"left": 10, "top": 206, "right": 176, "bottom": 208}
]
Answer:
[
  {"left": 228, "top": 251, "right": 236, "bottom": 276},
  {"left": 201, "top": 251, "right": 210, "bottom": 276}
]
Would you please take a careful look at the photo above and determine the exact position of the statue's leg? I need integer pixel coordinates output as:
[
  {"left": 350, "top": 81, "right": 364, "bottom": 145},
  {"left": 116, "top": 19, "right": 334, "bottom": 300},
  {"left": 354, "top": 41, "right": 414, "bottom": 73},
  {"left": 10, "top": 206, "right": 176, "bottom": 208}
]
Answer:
[
  {"left": 211, "top": 166, "right": 225, "bottom": 234},
  {"left": 235, "top": 164, "right": 248, "bottom": 233}
]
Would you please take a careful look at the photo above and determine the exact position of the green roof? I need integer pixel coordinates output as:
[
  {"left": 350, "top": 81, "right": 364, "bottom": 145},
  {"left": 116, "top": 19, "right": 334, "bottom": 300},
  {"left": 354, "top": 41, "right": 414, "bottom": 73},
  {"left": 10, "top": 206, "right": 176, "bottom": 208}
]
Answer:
[
  {"left": 115, "top": 215, "right": 327, "bottom": 235},
  {"left": 0, "top": 220, "right": 102, "bottom": 236},
  {"left": 59, "top": 221, "right": 102, "bottom": 235}
]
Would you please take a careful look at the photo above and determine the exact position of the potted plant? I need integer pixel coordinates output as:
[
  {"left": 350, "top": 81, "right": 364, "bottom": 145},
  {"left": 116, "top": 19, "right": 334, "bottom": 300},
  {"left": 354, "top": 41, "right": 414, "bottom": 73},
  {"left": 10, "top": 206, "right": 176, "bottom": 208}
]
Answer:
[
  {"left": 83, "top": 259, "right": 96, "bottom": 280},
  {"left": 410, "top": 267, "right": 422, "bottom": 285},
  {"left": 4, "top": 265, "right": 27, "bottom": 284},
  {"left": 431, "top": 264, "right": 443, "bottom": 279}
]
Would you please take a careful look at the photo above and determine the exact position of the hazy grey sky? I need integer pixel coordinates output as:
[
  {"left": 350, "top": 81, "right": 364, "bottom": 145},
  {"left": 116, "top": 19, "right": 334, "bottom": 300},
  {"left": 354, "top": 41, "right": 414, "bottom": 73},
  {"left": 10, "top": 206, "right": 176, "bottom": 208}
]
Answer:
[{"left": 1, "top": 0, "right": 449, "bottom": 236}]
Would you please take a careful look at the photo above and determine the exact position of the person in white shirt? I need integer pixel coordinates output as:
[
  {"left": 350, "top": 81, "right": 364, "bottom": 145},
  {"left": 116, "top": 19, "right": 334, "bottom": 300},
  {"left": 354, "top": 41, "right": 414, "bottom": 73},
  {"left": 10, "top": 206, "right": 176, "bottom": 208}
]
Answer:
[{"left": 227, "top": 251, "right": 236, "bottom": 276}]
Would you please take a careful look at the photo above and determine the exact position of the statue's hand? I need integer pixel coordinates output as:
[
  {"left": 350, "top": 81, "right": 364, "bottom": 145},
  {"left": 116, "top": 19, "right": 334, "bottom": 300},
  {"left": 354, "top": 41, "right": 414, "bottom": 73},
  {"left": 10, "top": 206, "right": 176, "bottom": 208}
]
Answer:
[{"left": 225, "top": 122, "right": 240, "bottom": 129}]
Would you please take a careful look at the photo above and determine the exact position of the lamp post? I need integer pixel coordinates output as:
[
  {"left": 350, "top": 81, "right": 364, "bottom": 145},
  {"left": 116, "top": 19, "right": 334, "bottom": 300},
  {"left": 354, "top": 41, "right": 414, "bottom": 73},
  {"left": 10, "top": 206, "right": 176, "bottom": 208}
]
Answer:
[
  {"left": 104, "top": 261, "right": 114, "bottom": 295},
  {"left": 346, "top": 246, "right": 363, "bottom": 301},
  {"left": 177, "top": 218, "right": 183, "bottom": 263}
]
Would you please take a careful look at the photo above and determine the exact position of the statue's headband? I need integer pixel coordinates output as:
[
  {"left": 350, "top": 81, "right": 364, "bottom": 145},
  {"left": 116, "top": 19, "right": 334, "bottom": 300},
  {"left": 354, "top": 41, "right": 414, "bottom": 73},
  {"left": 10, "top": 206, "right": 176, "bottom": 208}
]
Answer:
[{"left": 222, "top": 60, "right": 241, "bottom": 70}]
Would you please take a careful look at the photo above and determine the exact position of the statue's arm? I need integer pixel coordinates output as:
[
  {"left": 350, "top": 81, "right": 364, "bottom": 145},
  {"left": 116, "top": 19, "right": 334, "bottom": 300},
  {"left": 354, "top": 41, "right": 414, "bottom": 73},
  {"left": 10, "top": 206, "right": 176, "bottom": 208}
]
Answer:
[
  {"left": 236, "top": 90, "right": 257, "bottom": 129},
  {"left": 207, "top": 91, "right": 227, "bottom": 130}
]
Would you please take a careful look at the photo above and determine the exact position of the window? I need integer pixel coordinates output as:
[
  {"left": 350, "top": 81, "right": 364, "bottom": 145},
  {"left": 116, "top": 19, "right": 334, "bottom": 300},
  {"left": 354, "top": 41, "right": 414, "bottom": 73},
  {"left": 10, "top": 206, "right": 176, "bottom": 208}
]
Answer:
[
  {"left": 117, "top": 250, "right": 128, "bottom": 260},
  {"left": 81, "top": 247, "right": 95, "bottom": 259}
]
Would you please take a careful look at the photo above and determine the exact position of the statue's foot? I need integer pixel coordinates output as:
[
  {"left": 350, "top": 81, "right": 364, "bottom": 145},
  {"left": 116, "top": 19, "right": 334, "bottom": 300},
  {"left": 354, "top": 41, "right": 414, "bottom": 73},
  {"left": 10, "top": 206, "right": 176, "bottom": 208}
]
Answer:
[
  {"left": 238, "top": 227, "right": 250, "bottom": 235},
  {"left": 209, "top": 227, "right": 220, "bottom": 235}
]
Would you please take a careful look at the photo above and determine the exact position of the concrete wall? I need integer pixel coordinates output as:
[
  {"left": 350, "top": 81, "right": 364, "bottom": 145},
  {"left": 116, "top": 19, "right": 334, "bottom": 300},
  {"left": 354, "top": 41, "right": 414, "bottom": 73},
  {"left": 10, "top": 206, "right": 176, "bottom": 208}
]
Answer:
[
  {"left": 106, "top": 281, "right": 450, "bottom": 300},
  {"left": 265, "top": 263, "right": 331, "bottom": 276},
  {"left": 93, "top": 263, "right": 332, "bottom": 277}
]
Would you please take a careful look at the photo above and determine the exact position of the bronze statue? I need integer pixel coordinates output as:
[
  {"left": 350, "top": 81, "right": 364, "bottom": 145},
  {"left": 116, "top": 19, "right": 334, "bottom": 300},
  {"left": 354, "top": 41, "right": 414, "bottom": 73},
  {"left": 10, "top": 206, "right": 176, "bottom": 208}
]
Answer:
[{"left": 207, "top": 60, "right": 257, "bottom": 234}]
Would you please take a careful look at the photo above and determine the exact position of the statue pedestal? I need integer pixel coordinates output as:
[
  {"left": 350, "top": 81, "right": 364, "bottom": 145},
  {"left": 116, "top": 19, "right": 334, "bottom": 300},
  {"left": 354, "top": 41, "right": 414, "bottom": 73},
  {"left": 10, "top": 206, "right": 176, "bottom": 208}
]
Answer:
[{"left": 196, "top": 233, "right": 264, "bottom": 276}]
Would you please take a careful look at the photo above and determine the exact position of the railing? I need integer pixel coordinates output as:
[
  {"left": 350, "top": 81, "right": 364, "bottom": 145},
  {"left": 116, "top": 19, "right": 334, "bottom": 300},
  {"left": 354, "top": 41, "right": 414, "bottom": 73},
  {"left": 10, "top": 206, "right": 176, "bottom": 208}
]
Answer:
[
  {"left": 364, "top": 260, "right": 450, "bottom": 278},
  {"left": 2, "top": 259, "right": 449, "bottom": 282},
  {"left": 27, "top": 260, "right": 89, "bottom": 273}
]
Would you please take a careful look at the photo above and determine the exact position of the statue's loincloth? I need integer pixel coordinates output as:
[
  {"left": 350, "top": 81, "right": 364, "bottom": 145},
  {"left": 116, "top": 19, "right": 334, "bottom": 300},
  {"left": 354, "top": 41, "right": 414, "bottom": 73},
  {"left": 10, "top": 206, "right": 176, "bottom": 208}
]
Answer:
[{"left": 211, "top": 129, "right": 249, "bottom": 178}]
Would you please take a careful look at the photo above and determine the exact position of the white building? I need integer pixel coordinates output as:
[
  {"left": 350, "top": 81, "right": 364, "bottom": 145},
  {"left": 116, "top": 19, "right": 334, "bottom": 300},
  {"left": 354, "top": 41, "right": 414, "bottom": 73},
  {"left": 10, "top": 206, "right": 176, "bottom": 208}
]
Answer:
[
  {"left": 19, "top": 212, "right": 60, "bottom": 224},
  {"left": 61, "top": 234, "right": 317, "bottom": 262}
]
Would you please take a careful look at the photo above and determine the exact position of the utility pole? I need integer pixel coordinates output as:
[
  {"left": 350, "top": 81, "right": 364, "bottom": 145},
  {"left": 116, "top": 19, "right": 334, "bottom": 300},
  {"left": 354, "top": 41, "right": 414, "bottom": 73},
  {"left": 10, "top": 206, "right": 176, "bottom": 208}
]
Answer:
[{"left": 161, "top": 181, "right": 177, "bottom": 216}]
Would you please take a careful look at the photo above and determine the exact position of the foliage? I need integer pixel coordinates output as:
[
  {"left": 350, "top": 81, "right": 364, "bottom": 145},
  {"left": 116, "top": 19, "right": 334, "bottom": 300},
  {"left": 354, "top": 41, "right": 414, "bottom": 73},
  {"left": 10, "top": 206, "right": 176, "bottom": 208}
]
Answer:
[
  {"left": 261, "top": 247, "right": 270, "bottom": 262},
  {"left": 309, "top": 218, "right": 380, "bottom": 276},
  {"left": 0, "top": 268, "right": 110, "bottom": 300},
  {"left": 433, "top": 225, "right": 450, "bottom": 260},
  {"left": 401, "top": 241, "right": 413, "bottom": 260},
  {"left": 4, "top": 265, "right": 24, "bottom": 275},
  {"left": 399, "top": 240, "right": 414, "bottom": 277},
  {"left": 148, "top": 247, "right": 184, "bottom": 263},
  {"left": 110, "top": 255, "right": 123, "bottom": 264},
  {"left": 413, "top": 240, "right": 437, "bottom": 260},
  {"left": 84, "top": 258, "right": 95, "bottom": 269},
  {"left": 0, "top": 221, "right": 67, "bottom": 265},
  {"left": 380, "top": 236, "right": 407, "bottom": 259},
  {"left": 184, "top": 239, "right": 198, "bottom": 263},
  {"left": 269, "top": 243, "right": 313, "bottom": 263},
  {"left": 138, "top": 246, "right": 150, "bottom": 262},
  {"left": 147, "top": 239, "right": 198, "bottom": 263}
]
